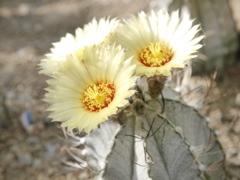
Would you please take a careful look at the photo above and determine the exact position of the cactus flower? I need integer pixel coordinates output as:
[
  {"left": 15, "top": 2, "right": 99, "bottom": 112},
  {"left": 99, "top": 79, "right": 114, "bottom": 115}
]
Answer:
[
  {"left": 114, "top": 10, "right": 204, "bottom": 77},
  {"left": 43, "top": 44, "right": 137, "bottom": 133},
  {"left": 39, "top": 17, "right": 119, "bottom": 76}
]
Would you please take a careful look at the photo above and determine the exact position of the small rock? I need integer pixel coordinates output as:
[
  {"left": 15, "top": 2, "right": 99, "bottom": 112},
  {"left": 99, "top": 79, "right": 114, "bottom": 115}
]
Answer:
[
  {"left": 47, "top": 167, "right": 56, "bottom": 176},
  {"left": 27, "top": 136, "right": 39, "bottom": 144},
  {"left": 17, "top": 84, "right": 24, "bottom": 91},
  {"left": 44, "top": 143, "right": 57, "bottom": 159},
  {"left": 6, "top": 91, "right": 15, "bottom": 99},
  {"left": 235, "top": 93, "right": 240, "bottom": 106},
  {"left": 18, "top": 153, "right": 32, "bottom": 166},
  {"left": 34, "top": 24, "right": 43, "bottom": 32},
  {"left": 3, "top": 152, "right": 15, "bottom": 163},
  {"left": 35, "top": 121, "right": 45, "bottom": 131},
  {"left": 9, "top": 161, "right": 18, "bottom": 169},
  {"left": 36, "top": 174, "right": 49, "bottom": 180},
  {"left": 33, "top": 158, "right": 42, "bottom": 169},
  {"left": 228, "top": 108, "right": 239, "bottom": 120},
  {"left": 18, "top": 3, "right": 30, "bottom": 16}
]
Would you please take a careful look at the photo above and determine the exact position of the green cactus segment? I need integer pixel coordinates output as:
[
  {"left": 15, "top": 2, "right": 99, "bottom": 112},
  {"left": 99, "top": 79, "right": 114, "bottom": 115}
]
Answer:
[
  {"left": 143, "top": 109, "right": 201, "bottom": 180},
  {"left": 146, "top": 99, "right": 225, "bottom": 180},
  {"left": 91, "top": 99, "right": 225, "bottom": 180},
  {"left": 103, "top": 114, "right": 138, "bottom": 180}
]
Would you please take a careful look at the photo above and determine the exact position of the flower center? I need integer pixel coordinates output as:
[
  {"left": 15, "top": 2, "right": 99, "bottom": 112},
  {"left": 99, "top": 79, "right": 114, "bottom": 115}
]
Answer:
[
  {"left": 139, "top": 42, "right": 173, "bottom": 67},
  {"left": 83, "top": 81, "right": 115, "bottom": 112}
]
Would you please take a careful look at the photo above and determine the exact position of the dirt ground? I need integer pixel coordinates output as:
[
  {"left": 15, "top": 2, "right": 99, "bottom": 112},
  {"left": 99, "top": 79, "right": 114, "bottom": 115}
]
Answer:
[{"left": 0, "top": 0, "right": 240, "bottom": 180}]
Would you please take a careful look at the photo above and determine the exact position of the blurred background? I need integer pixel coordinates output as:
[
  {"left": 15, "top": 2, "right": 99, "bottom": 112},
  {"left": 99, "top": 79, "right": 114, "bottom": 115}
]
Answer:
[{"left": 0, "top": 0, "right": 240, "bottom": 179}]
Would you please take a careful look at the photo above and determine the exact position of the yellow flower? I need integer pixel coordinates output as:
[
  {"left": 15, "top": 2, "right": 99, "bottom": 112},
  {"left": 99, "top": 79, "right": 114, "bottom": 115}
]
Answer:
[
  {"left": 114, "top": 10, "right": 204, "bottom": 77},
  {"left": 44, "top": 44, "right": 137, "bottom": 133},
  {"left": 39, "top": 17, "right": 119, "bottom": 76}
]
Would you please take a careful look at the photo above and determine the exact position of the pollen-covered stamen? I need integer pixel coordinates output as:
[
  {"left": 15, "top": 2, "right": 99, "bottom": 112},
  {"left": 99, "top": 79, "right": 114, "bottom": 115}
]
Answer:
[
  {"left": 83, "top": 81, "right": 115, "bottom": 112},
  {"left": 139, "top": 42, "right": 173, "bottom": 67}
]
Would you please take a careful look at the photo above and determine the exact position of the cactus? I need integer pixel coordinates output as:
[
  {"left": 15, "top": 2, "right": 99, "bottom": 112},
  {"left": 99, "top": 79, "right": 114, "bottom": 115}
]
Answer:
[
  {"left": 64, "top": 85, "right": 225, "bottom": 180},
  {"left": 39, "top": 8, "right": 226, "bottom": 180}
]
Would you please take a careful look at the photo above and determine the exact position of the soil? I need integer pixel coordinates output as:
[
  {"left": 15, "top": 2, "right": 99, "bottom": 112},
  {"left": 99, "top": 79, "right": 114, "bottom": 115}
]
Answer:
[{"left": 0, "top": 0, "right": 240, "bottom": 180}]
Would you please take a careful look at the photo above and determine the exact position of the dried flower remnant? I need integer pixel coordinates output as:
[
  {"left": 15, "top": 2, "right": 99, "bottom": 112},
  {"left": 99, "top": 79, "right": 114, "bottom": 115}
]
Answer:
[
  {"left": 132, "top": 99, "right": 146, "bottom": 117},
  {"left": 43, "top": 45, "right": 137, "bottom": 133},
  {"left": 114, "top": 10, "right": 204, "bottom": 77},
  {"left": 147, "top": 75, "right": 167, "bottom": 99}
]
